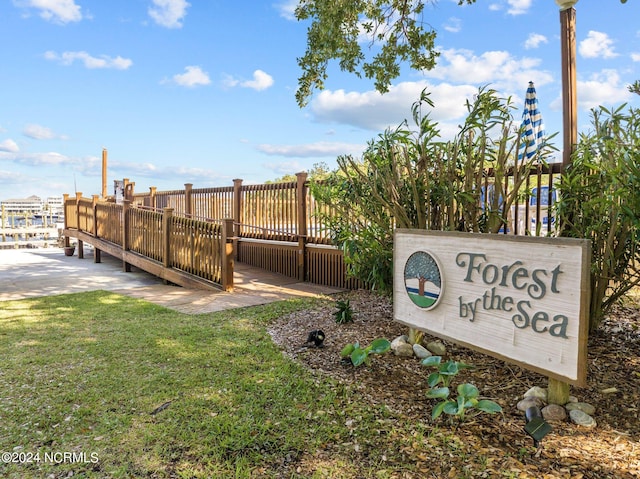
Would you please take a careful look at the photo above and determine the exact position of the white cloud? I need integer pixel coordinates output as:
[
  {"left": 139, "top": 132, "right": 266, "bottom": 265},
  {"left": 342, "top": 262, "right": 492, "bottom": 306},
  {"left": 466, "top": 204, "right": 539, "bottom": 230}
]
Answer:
[
  {"left": 44, "top": 51, "right": 133, "bottom": 70},
  {"left": 148, "top": 0, "right": 190, "bottom": 29},
  {"left": 444, "top": 17, "right": 462, "bottom": 33},
  {"left": 0, "top": 139, "right": 19, "bottom": 153},
  {"left": 256, "top": 141, "right": 366, "bottom": 158},
  {"left": 576, "top": 70, "right": 633, "bottom": 110},
  {"left": 14, "top": 0, "right": 83, "bottom": 24},
  {"left": 423, "top": 48, "right": 554, "bottom": 92},
  {"left": 14, "top": 151, "right": 71, "bottom": 166},
  {"left": 262, "top": 161, "right": 304, "bottom": 175},
  {"left": 311, "top": 81, "right": 479, "bottom": 134},
  {"left": 579, "top": 31, "right": 618, "bottom": 59},
  {"left": 223, "top": 70, "right": 274, "bottom": 91},
  {"left": 631, "top": 52, "right": 640, "bottom": 62},
  {"left": 506, "top": 0, "right": 532, "bottom": 15},
  {"left": 110, "top": 160, "right": 223, "bottom": 182},
  {"left": 524, "top": 33, "right": 547, "bottom": 50},
  {"left": 551, "top": 69, "right": 633, "bottom": 113},
  {"left": 243, "top": 70, "right": 274, "bottom": 91},
  {"left": 23, "top": 124, "right": 55, "bottom": 140},
  {"left": 275, "top": 0, "right": 297, "bottom": 21},
  {"left": 170, "top": 66, "right": 211, "bottom": 88}
]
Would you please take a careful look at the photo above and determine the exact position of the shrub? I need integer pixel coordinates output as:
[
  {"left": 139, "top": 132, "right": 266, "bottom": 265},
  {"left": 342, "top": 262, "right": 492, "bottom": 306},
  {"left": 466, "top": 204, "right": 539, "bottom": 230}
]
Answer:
[
  {"left": 333, "top": 298, "right": 354, "bottom": 324},
  {"left": 311, "top": 87, "right": 553, "bottom": 293},
  {"left": 556, "top": 101, "right": 640, "bottom": 331}
]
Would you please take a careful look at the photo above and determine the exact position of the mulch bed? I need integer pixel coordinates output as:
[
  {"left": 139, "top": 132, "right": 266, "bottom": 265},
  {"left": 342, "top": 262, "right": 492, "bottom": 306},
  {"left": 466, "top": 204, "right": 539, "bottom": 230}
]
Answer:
[{"left": 269, "top": 291, "right": 640, "bottom": 478}]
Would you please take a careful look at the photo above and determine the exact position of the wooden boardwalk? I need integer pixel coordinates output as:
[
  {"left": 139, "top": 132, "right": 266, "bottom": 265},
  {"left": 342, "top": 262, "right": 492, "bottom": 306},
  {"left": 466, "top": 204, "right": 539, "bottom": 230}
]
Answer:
[
  {"left": 123, "top": 262, "right": 344, "bottom": 314},
  {"left": 0, "top": 248, "right": 343, "bottom": 314}
]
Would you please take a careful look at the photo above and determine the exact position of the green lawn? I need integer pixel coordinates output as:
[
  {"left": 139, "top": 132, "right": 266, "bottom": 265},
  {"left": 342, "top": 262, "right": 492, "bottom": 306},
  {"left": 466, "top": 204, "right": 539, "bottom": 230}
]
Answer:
[{"left": 0, "top": 291, "right": 435, "bottom": 478}]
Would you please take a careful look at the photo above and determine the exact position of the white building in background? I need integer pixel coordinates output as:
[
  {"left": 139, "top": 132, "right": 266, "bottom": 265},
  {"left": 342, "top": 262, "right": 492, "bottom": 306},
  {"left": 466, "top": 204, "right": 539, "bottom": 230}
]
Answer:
[
  {"left": 0, "top": 195, "right": 64, "bottom": 216},
  {"left": 1, "top": 195, "right": 43, "bottom": 214},
  {"left": 44, "top": 196, "right": 64, "bottom": 216}
]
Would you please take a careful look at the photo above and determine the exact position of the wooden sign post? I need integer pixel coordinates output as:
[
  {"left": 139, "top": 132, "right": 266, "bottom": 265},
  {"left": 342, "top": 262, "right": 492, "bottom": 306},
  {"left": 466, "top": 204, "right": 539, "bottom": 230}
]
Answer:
[{"left": 394, "top": 230, "right": 591, "bottom": 399}]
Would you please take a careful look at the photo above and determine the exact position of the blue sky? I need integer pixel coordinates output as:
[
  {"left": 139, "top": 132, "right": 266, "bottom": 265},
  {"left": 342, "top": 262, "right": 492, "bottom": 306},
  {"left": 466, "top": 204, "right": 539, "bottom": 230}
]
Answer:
[{"left": 1, "top": 0, "right": 639, "bottom": 200}]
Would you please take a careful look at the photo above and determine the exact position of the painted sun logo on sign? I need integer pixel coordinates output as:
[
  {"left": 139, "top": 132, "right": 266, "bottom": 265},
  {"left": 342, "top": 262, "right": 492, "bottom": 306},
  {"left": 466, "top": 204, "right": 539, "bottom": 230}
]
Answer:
[{"left": 404, "top": 251, "right": 443, "bottom": 310}]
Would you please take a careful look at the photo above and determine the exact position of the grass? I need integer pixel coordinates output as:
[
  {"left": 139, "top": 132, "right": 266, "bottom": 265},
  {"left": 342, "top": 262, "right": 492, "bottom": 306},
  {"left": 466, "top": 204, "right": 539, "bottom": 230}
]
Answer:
[{"left": 0, "top": 291, "right": 446, "bottom": 478}]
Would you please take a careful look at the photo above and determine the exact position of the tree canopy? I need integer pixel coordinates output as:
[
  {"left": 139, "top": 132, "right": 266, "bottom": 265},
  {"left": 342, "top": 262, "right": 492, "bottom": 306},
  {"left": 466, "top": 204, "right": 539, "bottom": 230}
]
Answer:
[
  {"left": 294, "top": 0, "right": 632, "bottom": 107},
  {"left": 294, "top": 0, "right": 476, "bottom": 107}
]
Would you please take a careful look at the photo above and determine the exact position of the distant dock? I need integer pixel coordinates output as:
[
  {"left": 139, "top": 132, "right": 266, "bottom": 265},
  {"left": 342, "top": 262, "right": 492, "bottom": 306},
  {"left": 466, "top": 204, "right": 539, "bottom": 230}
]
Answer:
[{"left": 0, "top": 226, "right": 61, "bottom": 249}]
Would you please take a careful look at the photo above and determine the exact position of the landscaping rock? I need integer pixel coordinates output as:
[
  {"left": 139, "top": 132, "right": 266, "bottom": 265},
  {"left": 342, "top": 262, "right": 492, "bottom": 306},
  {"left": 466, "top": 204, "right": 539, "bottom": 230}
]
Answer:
[
  {"left": 517, "top": 397, "right": 544, "bottom": 412},
  {"left": 542, "top": 404, "right": 567, "bottom": 422},
  {"left": 569, "top": 409, "right": 597, "bottom": 428},
  {"left": 394, "top": 343, "right": 415, "bottom": 358},
  {"left": 524, "top": 386, "right": 548, "bottom": 402},
  {"left": 565, "top": 402, "right": 596, "bottom": 416},
  {"left": 412, "top": 343, "right": 432, "bottom": 359},
  {"left": 426, "top": 341, "right": 446, "bottom": 356},
  {"left": 391, "top": 335, "right": 409, "bottom": 352}
]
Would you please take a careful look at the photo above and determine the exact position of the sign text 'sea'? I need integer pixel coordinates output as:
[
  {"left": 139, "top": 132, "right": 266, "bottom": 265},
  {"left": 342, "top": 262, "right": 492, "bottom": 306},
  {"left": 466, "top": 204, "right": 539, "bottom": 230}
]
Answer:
[{"left": 455, "top": 252, "right": 568, "bottom": 338}]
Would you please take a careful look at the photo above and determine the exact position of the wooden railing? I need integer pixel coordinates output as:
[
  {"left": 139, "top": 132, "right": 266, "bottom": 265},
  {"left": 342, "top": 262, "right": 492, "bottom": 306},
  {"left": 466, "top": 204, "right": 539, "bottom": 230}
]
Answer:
[
  {"left": 63, "top": 193, "right": 233, "bottom": 291},
  {"left": 64, "top": 164, "right": 562, "bottom": 291},
  {"left": 129, "top": 172, "right": 350, "bottom": 287}
]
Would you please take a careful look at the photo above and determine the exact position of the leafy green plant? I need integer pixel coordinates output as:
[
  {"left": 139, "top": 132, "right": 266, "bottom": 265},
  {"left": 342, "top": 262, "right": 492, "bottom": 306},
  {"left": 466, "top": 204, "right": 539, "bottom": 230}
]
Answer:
[
  {"left": 426, "top": 382, "right": 503, "bottom": 420},
  {"left": 422, "top": 356, "right": 502, "bottom": 420},
  {"left": 556, "top": 101, "right": 640, "bottom": 331},
  {"left": 310, "top": 87, "right": 553, "bottom": 293},
  {"left": 340, "top": 338, "right": 391, "bottom": 367},
  {"left": 421, "top": 355, "right": 474, "bottom": 388},
  {"left": 333, "top": 298, "right": 354, "bottom": 324}
]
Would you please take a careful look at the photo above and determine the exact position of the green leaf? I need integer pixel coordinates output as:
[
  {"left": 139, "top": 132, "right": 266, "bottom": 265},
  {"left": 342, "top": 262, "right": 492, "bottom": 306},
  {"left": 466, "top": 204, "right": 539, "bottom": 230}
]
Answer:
[
  {"left": 427, "top": 372, "right": 441, "bottom": 388},
  {"left": 476, "top": 400, "right": 503, "bottom": 414},
  {"left": 457, "top": 383, "right": 479, "bottom": 399},
  {"left": 432, "top": 401, "right": 448, "bottom": 420},
  {"left": 367, "top": 338, "right": 391, "bottom": 354},
  {"left": 457, "top": 361, "right": 475, "bottom": 370},
  {"left": 426, "top": 387, "right": 449, "bottom": 399},
  {"left": 350, "top": 348, "right": 368, "bottom": 367},
  {"left": 440, "top": 361, "right": 459, "bottom": 375},
  {"left": 443, "top": 401, "right": 459, "bottom": 415},
  {"left": 340, "top": 343, "right": 355, "bottom": 358},
  {"left": 421, "top": 355, "right": 442, "bottom": 367}
]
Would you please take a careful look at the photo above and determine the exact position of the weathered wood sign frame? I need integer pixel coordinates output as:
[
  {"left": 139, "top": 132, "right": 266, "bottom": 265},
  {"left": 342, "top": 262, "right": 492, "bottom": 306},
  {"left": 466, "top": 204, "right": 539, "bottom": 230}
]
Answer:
[{"left": 393, "top": 230, "right": 591, "bottom": 386}]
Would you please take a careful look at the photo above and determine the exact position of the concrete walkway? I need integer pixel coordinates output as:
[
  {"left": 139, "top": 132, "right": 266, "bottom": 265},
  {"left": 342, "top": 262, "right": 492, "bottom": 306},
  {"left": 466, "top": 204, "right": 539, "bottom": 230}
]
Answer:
[{"left": 0, "top": 247, "right": 343, "bottom": 314}]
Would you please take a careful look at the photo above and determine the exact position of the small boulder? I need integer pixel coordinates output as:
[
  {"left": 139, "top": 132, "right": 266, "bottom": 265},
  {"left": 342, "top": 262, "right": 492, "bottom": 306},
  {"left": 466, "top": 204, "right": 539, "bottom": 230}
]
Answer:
[
  {"left": 524, "top": 386, "right": 548, "bottom": 402},
  {"left": 426, "top": 341, "right": 446, "bottom": 356},
  {"left": 391, "top": 335, "right": 409, "bottom": 352},
  {"left": 565, "top": 402, "right": 596, "bottom": 416},
  {"left": 542, "top": 404, "right": 567, "bottom": 422},
  {"left": 517, "top": 397, "right": 544, "bottom": 412},
  {"left": 569, "top": 409, "right": 597, "bottom": 428},
  {"left": 394, "top": 343, "right": 415, "bottom": 358},
  {"left": 412, "top": 343, "right": 432, "bottom": 359}
]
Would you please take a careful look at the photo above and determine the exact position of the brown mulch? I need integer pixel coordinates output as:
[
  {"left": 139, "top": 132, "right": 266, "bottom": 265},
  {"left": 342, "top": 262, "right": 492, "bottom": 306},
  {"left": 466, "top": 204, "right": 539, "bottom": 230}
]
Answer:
[{"left": 268, "top": 291, "right": 640, "bottom": 479}]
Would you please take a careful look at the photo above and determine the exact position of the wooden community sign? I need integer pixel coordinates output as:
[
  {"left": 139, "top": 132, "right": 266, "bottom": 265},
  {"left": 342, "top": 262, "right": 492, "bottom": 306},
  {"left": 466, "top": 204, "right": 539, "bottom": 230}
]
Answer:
[{"left": 393, "top": 230, "right": 591, "bottom": 386}]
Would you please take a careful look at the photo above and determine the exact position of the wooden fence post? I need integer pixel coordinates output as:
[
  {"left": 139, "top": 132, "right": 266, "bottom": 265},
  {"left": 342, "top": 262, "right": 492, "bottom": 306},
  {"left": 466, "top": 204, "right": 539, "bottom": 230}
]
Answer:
[
  {"left": 162, "top": 208, "right": 173, "bottom": 276},
  {"left": 296, "top": 172, "right": 308, "bottom": 282},
  {"left": 92, "top": 195, "right": 101, "bottom": 263},
  {"left": 185, "top": 183, "right": 193, "bottom": 217},
  {"left": 149, "top": 187, "right": 157, "bottom": 210},
  {"left": 222, "top": 218, "right": 235, "bottom": 291},
  {"left": 63, "top": 194, "right": 70, "bottom": 247},
  {"left": 75, "top": 192, "right": 84, "bottom": 259},
  {"left": 122, "top": 200, "right": 131, "bottom": 272},
  {"left": 123, "top": 178, "right": 135, "bottom": 201},
  {"left": 233, "top": 179, "right": 242, "bottom": 240}
]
